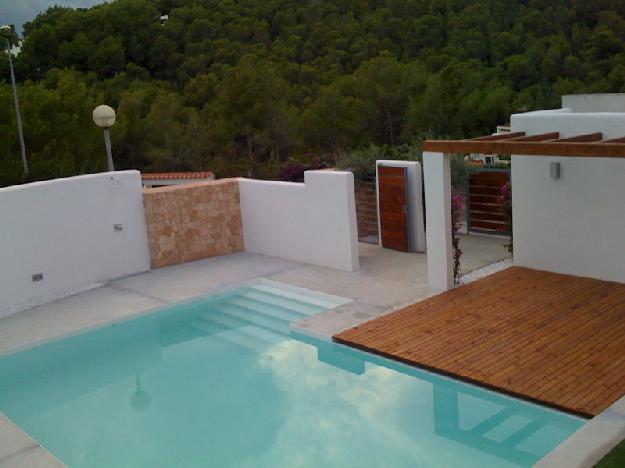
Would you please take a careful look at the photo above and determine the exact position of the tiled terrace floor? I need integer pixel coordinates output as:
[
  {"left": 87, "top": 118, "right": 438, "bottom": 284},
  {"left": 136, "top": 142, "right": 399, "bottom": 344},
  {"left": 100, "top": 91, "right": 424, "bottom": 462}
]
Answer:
[{"left": 335, "top": 266, "right": 625, "bottom": 418}]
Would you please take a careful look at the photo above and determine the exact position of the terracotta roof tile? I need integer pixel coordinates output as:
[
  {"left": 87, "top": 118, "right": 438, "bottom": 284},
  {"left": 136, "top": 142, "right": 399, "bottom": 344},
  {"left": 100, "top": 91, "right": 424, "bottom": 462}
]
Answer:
[{"left": 141, "top": 172, "right": 214, "bottom": 180}]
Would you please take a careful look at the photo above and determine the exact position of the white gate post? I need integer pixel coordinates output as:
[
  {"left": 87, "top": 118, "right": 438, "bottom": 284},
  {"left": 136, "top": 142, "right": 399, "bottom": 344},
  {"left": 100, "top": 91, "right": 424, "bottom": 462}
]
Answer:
[{"left": 423, "top": 151, "right": 454, "bottom": 291}]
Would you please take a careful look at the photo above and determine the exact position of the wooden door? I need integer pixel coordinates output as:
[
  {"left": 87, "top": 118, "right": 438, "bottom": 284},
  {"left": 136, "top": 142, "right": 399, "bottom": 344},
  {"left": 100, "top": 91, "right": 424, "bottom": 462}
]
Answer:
[{"left": 378, "top": 165, "right": 409, "bottom": 252}]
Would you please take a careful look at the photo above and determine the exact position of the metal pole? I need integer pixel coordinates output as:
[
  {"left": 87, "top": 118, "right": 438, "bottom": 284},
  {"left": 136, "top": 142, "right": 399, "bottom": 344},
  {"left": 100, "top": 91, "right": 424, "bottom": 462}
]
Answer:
[
  {"left": 103, "top": 128, "right": 114, "bottom": 171},
  {"left": 5, "top": 38, "right": 28, "bottom": 175}
]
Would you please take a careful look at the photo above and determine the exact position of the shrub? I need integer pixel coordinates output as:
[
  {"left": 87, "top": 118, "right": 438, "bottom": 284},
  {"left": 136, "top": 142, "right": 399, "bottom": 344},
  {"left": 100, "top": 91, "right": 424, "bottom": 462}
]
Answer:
[
  {"left": 336, "top": 144, "right": 420, "bottom": 179},
  {"left": 450, "top": 154, "right": 468, "bottom": 187},
  {"left": 279, "top": 154, "right": 330, "bottom": 182},
  {"left": 451, "top": 193, "right": 463, "bottom": 285},
  {"left": 498, "top": 181, "right": 513, "bottom": 254}
]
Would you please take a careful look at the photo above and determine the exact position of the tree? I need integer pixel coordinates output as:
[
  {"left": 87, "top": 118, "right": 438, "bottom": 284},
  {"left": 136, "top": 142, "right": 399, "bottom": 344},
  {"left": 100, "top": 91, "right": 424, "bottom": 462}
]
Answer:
[
  {"left": 88, "top": 37, "right": 126, "bottom": 77},
  {"left": 209, "top": 54, "right": 296, "bottom": 165}
]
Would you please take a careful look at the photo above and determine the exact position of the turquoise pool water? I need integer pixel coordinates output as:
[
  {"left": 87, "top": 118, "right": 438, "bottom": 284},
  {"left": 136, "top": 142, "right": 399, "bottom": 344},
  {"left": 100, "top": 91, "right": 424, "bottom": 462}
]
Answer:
[{"left": 0, "top": 280, "right": 583, "bottom": 467}]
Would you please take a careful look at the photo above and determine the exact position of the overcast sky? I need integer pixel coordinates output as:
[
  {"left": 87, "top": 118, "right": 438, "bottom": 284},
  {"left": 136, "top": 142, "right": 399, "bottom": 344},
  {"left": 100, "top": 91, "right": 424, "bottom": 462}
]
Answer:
[{"left": 1, "top": 0, "right": 105, "bottom": 32}]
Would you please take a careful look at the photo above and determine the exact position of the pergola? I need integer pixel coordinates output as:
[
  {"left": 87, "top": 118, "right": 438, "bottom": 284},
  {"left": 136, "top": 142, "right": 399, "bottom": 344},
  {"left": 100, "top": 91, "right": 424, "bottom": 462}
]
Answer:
[
  {"left": 421, "top": 131, "right": 625, "bottom": 291},
  {"left": 423, "top": 131, "right": 625, "bottom": 157}
]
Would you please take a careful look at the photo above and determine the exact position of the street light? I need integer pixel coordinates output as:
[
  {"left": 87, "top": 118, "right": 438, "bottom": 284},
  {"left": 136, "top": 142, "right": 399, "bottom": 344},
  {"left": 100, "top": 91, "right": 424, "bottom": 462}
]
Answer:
[
  {"left": 1, "top": 25, "right": 28, "bottom": 176},
  {"left": 92, "top": 104, "right": 116, "bottom": 171}
]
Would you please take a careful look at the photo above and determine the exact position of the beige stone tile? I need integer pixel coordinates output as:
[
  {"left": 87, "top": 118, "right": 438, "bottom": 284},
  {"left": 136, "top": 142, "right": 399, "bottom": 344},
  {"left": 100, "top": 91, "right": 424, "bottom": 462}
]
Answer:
[
  {"left": 0, "top": 414, "right": 65, "bottom": 468},
  {"left": 0, "top": 446, "right": 64, "bottom": 468}
]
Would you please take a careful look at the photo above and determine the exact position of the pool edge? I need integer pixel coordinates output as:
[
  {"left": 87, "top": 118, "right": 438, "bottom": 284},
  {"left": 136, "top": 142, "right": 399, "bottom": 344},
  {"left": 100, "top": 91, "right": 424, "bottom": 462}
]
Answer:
[
  {"left": 0, "top": 412, "right": 67, "bottom": 468},
  {"left": 535, "top": 395, "right": 625, "bottom": 468}
]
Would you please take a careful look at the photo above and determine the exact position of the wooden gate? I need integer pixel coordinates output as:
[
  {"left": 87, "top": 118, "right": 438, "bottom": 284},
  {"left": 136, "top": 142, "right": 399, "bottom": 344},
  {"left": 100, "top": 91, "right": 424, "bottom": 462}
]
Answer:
[
  {"left": 378, "top": 165, "right": 409, "bottom": 251},
  {"left": 467, "top": 169, "right": 510, "bottom": 233}
]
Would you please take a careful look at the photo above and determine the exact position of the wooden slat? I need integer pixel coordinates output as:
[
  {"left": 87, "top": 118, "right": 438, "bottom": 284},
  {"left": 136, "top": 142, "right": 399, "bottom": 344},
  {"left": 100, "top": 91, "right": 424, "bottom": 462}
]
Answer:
[
  {"left": 471, "top": 211, "right": 506, "bottom": 222},
  {"left": 470, "top": 202, "right": 504, "bottom": 211},
  {"left": 469, "top": 178, "right": 508, "bottom": 186},
  {"left": 422, "top": 140, "right": 625, "bottom": 158},
  {"left": 470, "top": 132, "right": 526, "bottom": 141},
  {"left": 334, "top": 267, "right": 625, "bottom": 417},
  {"left": 469, "top": 186, "right": 501, "bottom": 196},
  {"left": 469, "top": 185, "right": 501, "bottom": 196},
  {"left": 549, "top": 132, "right": 603, "bottom": 143},
  {"left": 470, "top": 194, "right": 499, "bottom": 204},
  {"left": 599, "top": 136, "right": 625, "bottom": 143},
  {"left": 469, "top": 171, "right": 509, "bottom": 178},
  {"left": 469, "top": 219, "right": 506, "bottom": 231},
  {"left": 507, "top": 132, "right": 560, "bottom": 142}
]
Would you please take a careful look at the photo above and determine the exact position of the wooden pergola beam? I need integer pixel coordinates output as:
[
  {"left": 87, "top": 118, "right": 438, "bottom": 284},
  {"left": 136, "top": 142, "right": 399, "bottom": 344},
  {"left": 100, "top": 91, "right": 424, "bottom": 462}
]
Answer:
[
  {"left": 600, "top": 136, "right": 625, "bottom": 143},
  {"left": 470, "top": 132, "right": 526, "bottom": 141},
  {"left": 550, "top": 132, "right": 603, "bottom": 143},
  {"left": 507, "top": 132, "right": 560, "bottom": 142},
  {"left": 422, "top": 139, "right": 625, "bottom": 158}
]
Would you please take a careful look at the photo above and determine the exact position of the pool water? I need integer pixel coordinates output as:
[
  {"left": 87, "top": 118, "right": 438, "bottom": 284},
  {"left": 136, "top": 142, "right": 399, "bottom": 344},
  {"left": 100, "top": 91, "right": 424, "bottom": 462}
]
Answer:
[{"left": 0, "top": 280, "right": 583, "bottom": 467}]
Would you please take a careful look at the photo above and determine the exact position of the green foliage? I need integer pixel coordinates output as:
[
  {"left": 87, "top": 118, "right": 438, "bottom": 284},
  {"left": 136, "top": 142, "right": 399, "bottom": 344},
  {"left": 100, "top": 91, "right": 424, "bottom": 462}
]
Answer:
[
  {"left": 1, "top": 0, "right": 624, "bottom": 186},
  {"left": 450, "top": 155, "right": 469, "bottom": 188},
  {"left": 0, "top": 69, "right": 104, "bottom": 186},
  {"left": 596, "top": 439, "right": 625, "bottom": 468},
  {"left": 336, "top": 144, "right": 421, "bottom": 179}
]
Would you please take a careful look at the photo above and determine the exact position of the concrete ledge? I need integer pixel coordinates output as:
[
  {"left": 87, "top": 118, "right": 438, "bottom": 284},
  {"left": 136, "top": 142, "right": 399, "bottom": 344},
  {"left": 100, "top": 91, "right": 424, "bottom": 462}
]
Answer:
[
  {"left": 0, "top": 413, "right": 65, "bottom": 468},
  {"left": 536, "top": 395, "right": 625, "bottom": 468}
]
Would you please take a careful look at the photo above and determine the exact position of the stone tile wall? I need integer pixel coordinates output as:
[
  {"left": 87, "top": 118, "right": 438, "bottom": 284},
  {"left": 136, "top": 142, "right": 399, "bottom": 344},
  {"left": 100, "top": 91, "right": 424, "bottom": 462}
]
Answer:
[{"left": 143, "top": 179, "right": 244, "bottom": 268}]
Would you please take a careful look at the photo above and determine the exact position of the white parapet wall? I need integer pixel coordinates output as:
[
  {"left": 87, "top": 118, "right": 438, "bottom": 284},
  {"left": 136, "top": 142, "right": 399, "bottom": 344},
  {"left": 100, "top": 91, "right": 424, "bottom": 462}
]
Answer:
[
  {"left": 563, "top": 93, "right": 625, "bottom": 113},
  {"left": 239, "top": 171, "right": 360, "bottom": 272},
  {"left": 511, "top": 109, "right": 625, "bottom": 283},
  {"left": 0, "top": 171, "right": 151, "bottom": 316}
]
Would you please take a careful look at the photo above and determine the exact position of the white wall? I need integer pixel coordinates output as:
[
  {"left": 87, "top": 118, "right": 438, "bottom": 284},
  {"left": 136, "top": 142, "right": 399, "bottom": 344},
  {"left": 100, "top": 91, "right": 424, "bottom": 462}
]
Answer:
[
  {"left": 239, "top": 171, "right": 359, "bottom": 272},
  {"left": 563, "top": 94, "right": 625, "bottom": 113},
  {"left": 375, "top": 160, "right": 426, "bottom": 252},
  {"left": 0, "top": 171, "right": 151, "bottom": 316},
  {"left": 423, "top": 152, "right": 453, "bottom": 291},
  {"left": 511, "top": 110, "right": 625, "bottom": 283}
]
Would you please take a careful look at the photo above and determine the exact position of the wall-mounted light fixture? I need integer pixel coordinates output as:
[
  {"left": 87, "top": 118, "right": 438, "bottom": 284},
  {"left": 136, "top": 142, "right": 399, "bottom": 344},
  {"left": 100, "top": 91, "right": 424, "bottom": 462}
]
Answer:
[{"left": 549, "top": 161, "right": 561, "bottom": 180}]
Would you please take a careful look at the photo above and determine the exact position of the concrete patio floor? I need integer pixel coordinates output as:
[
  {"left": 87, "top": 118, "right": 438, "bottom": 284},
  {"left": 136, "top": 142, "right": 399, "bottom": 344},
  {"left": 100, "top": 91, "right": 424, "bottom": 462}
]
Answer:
[
  {"left": 0, "top": 235, "right": 508, "bottom": 355},
  {"left": 0, "top": 235, "right": 508, "bottom": 468}
]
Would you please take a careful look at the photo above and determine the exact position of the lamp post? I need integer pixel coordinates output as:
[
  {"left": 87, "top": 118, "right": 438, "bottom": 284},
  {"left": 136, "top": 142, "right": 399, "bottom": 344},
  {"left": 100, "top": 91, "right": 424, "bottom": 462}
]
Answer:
[
  {"left": 92, "top": 104, "right": 116, "bottom": 171},
  {"left": 1, "top": 25, "right": 28, "bottom": 175}
]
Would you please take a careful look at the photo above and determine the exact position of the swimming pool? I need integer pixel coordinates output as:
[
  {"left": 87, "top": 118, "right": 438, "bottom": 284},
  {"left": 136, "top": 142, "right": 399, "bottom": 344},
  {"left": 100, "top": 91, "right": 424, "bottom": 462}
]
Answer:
[{"left": 0, "top": 279, "right": 583, "bottom": 467}]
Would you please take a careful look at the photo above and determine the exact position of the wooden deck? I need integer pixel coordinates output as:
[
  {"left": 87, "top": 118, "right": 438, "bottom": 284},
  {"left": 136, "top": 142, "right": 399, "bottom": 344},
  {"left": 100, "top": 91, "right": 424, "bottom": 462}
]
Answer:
[{"left": 334, "top": 267, "right": 625, "bottom": 417}]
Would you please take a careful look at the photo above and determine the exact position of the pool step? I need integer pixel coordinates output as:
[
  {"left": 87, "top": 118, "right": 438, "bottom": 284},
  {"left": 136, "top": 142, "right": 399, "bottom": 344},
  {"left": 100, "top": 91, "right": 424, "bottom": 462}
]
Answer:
[
  {"left": 183, "top": 281, "right": 345, "bottom": 352},
  {"left": 194, "top": 309, "right": 246, "bottom": 331},
  {"left": 223, "top": 296, "right": 308, "bottom": 322},
  {"left": 214, "top": 303, "right": 291, "bottom": 335},
  {"left": 250, "top": 282, "right": 344, "bottom": 310},
  {"left": 191, "top": 316, "right": 282, "bottom": 352},
  {"left": 240, "top": 288, "right": 327, "bottom": 316}
]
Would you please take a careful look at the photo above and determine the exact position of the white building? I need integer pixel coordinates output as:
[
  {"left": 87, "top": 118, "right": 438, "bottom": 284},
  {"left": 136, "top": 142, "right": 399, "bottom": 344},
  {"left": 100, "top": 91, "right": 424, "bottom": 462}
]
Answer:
[{"left": 423, "top": 94, "right": 625, "bottom": 290}]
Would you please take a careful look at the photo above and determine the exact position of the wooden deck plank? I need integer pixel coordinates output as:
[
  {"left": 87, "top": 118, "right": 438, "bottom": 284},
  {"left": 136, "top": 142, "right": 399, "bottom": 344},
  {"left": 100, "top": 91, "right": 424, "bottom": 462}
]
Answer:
[{"left": 334, "top": 267, "right": 625, "bottom": 417}]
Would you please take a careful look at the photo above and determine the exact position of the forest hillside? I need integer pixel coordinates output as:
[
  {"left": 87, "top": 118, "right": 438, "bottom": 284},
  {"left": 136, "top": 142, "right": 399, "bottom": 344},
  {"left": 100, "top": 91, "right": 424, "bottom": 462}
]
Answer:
[{"left": 1, "top": 0, "right": 624, "bottom": 186}]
